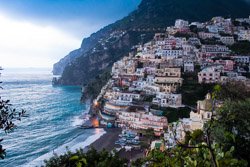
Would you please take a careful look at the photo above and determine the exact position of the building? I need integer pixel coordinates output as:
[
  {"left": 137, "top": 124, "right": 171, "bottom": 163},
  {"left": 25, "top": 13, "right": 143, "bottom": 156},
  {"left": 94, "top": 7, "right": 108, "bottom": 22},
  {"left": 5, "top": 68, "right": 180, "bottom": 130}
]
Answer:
[
  {"left": 142, "top": 85, "right": 161, "bottom": 95},
  {"left": 164, "top": 118, "right": 191, "bottom": 147},
  {"left": 102, "top": 102, "right": 128, "bottom": 119},
  {"left": 155, "top": 67, "right": 181, "bottom": 77},
  {"left": 196, "top": 93, "right": 213, "bottom": 121},
  {"left": 189, "top": 93, "right": 213, "bottom": 130},
  {"left": 198, "top": 32, "right": 219, "bottom": 39},
  {"left": 156, "top": 49, "right": 183, "bottom": 60},
  {"left": 188, "top": 38, "right": 201, "bottom": 46},
  {"left": 184, "top": 61, "right": 194, "bottom": 72},
  {"left": 175, "top": 19, "right": 189, "bottom": 29},
  {"left": 201, "top": 45, "right": 230, "bottom": 54},
  {"left": 198, "top": 66, "right": 221, "bottom": 83},
  {"left": 206, "top": 25, "right": 221, "bottom": 33},
  {"left": 113, "top": 92, "right": 141, "bottom": 105},
  {"left": 237, "top": 30, "right": 250, "bottom": 41},
  {"left": 154, "top": 77, "right": 183, "bottom": 93},
  {"left": 117, "top": 110, "right": 168, "bottom": 132},
  {"left": 234, "top": 56, "right": 250, "bottom": 64},
  {"left": 215, "top": 59, "right": 234, "bottom": 71},
  {"left": 152, "top": 92, "right": 182, "bottom": 108},
  {"left": 154, "top": 67, "right": 183, "bottom": 93},
  {"left": 220, "top": 36, "right": 235, "bottom": 45},
  {"left": 190, "top": 22, "right": 204, "bottom": 28}
]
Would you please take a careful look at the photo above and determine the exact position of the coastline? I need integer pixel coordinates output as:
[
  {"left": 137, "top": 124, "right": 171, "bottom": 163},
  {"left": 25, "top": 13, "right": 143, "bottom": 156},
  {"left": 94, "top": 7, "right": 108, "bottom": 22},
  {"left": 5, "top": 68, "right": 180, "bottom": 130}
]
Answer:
[
  {"left": 86, "top": 128, "right": 145, "bottom": 161},
  {"left": 25, "top": 128, "right": 106, "bottom": 167}
]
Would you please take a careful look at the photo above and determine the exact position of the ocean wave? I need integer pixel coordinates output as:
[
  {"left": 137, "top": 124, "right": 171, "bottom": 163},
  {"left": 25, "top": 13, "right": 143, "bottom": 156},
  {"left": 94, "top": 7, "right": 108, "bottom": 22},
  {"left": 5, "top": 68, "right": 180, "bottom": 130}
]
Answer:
[
  {"left": 23, "top": 128, "right": 106, "bottom": 167},
  {"left": 71, "top": 116, "right": 85, "bottom": 127}
]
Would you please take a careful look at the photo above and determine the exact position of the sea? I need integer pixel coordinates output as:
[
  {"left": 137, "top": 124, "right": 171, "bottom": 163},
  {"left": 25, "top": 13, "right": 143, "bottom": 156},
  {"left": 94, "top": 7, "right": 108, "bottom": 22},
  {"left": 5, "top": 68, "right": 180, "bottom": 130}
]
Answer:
[{"left": 0, "top": 68, "right": 105, "bottom": 167}]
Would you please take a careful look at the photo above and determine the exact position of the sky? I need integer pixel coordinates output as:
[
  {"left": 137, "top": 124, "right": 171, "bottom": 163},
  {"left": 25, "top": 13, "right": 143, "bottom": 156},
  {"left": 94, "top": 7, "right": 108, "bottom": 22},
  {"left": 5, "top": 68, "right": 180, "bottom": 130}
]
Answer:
[{"left": 0, "top": 0, "right": 141, "bottom": 68}]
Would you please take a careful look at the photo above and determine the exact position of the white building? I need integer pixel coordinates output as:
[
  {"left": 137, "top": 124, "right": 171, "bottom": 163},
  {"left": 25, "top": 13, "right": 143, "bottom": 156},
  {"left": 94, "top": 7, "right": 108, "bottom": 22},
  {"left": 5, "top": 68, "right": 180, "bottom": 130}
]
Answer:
[
  {"left": 198, "top": 32, "right": 220, "bottom": 39},
  {"left": 188, "top": 38, "right": 201, "bottom": 46},
  {"left": 220, "top": 36, "right": 235, "bottom": 45},
  {"left": 156, "top": 49, "right": 183, "bottom": 60},
  {"left": 206, "top": 25, "right": 224, "bottom": 33},
  {"left": 190, "top": 22, "right": 204, "bottom": 29},
  {"left": 201, "top": 45, "right": 230, "bottom": 54},
  {"left": 237, "top": 30, "right": 250, "bottom": 41},
  {"left": 175, "top": 19, "right": 189, "bottom": 29},
  {"left": 109, "top": 92, "right": 141, "bottom": 105},
  {"left": 184, "top": 61, "right": 194, "bottom": 72},
  {"left": 117, "top": 111, "right": 168, "bottom": 132},
  {"left": 152, "top": 92, "right": 182, "bottom": 108},
  {"left": 234, "top": 56, "right": 250, "bottom": 64}
]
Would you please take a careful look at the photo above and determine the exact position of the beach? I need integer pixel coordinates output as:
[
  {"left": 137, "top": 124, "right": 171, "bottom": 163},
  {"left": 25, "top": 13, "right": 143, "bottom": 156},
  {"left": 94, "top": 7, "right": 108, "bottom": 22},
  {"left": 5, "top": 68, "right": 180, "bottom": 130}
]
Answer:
[
  {"left": 86, "top": 128, "right": 145, "bottom": 161},
  {"left": 86, "top": 128, "right": 121, "bottom": 151}
]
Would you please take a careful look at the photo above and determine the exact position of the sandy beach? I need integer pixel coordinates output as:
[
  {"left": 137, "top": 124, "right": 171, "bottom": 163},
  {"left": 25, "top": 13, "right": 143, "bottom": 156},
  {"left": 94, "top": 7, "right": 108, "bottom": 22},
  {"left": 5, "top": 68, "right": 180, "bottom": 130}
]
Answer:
[
  {"left": 85, "top": 128, "right": 145, "bottom": 161},
  {"left": 89, "top": 128, "right": 122, "bottom": 151}
]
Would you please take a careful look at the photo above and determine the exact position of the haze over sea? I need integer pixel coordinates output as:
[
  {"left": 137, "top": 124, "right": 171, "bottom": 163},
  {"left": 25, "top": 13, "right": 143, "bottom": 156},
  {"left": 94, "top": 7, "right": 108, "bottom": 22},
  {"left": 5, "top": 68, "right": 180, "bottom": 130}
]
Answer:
[{"left": 0, "top": 68, "right": 105, "bottom": 167}]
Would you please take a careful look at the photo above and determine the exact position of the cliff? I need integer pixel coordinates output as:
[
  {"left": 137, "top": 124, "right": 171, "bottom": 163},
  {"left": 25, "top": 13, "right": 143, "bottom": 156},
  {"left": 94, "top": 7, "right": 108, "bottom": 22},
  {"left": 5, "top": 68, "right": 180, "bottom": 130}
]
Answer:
[{"left": 53, "top": 0, "right": 250, "bottom": 86}]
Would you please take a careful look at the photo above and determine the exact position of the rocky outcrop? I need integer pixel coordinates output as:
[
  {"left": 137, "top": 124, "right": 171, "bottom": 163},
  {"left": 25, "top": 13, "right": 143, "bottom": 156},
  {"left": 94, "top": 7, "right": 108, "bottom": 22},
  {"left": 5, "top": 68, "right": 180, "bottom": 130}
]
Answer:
[{"left": 53, "top": 49, "right": 80, "bottom": 75}]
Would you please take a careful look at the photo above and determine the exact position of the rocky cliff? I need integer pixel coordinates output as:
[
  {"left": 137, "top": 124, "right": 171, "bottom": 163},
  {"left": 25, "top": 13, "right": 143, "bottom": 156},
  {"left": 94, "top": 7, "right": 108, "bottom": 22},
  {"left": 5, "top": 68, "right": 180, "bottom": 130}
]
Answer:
[{"left": 53, "top": 0, "right": 250, "bottom": 85}]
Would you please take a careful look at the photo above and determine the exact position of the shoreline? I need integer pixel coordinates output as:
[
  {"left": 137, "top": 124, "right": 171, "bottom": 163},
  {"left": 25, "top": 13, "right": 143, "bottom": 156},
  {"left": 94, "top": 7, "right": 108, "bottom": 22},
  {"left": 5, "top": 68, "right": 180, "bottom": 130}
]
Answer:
[
  {"left": 85, "top": 128, "right": 145, "bottom": 161},
  {"left": 25, "top": 128, "right": 106, "bottom": 167},
  {"left": 26, "top": 126, "right": 144, "bottom": 166}
]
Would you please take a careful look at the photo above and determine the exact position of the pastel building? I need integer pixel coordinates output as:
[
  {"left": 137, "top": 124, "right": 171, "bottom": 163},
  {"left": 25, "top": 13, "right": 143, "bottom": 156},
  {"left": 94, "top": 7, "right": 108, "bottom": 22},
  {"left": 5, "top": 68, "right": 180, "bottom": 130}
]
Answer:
[
  {"left": 215, "top": 59, "right": 234, "bottom": 71},
  {"left": 234, "top": 56, "right": 250, "bottom": 64},
  {"left": 189, "top": 93, "right": 213, "bottom": 130},
  {"left": 201, "top": 45, "right": 230, "bottom": 54},
  {"left": 198, "top": 66, "right": 221, "bottom": 83},
  {"left": 184, "top": 61, "right": 194, "bottom": 72},
  {"left": 152, "top": 92, "right": 182, "bottom": 108},
  {"left": 237, "top": 30, "right": 250, "bottom": 41},
  {"left": 175, "top": 19, "right": 189, "bottom": 29},
  {"left": 220, "top": 36, "right": 235, "bottom": 45},
  {"left": 198, "top": 32, "right": 219, "bottom": 39},
  {"left": 156, "top": 49, "right": 183, "bottom": 60},
  {"left": 154, "top": 67, "right": 183, "bottom": 93},
  {"left": 117, "top": 110, "right": 168, "bottom": 132}
]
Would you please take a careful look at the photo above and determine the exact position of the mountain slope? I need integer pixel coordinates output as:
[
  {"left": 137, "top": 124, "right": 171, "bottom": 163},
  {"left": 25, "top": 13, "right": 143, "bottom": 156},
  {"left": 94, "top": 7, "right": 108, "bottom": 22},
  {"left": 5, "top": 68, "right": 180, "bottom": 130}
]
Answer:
[{"left": 54, "top": 0, "right": 250, "bottom": 85}]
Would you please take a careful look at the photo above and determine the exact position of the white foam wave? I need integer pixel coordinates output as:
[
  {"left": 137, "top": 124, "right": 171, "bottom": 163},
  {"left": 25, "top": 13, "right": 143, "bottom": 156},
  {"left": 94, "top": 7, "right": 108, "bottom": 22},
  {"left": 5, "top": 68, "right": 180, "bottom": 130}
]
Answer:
[
  {"left": 71, "top": 116, "right": 85, "bottom": 126},
  {"left": 23, "top": 128, "right": 106, "bottom": 167}
]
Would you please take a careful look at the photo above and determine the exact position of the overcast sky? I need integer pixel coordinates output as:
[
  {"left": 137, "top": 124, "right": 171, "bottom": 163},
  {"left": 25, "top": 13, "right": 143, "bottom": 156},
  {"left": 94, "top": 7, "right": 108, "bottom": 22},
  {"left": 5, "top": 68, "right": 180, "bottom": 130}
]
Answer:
[{"left": 0, "top": 0, "right": 141, "bottom": 68}]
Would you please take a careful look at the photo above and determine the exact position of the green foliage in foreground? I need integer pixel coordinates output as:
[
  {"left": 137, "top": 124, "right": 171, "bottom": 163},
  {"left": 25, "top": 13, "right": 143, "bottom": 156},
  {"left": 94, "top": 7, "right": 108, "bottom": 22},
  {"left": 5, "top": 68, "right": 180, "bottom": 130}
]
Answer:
[
  {"left": 211, "top": 99, "right": 250, "bottom": 163},
  {"left": 136, "top": 143, "right": 247, "bottom": 167},
  {"left": 44, "top": 148, "right": 128, "bottom": 167}
]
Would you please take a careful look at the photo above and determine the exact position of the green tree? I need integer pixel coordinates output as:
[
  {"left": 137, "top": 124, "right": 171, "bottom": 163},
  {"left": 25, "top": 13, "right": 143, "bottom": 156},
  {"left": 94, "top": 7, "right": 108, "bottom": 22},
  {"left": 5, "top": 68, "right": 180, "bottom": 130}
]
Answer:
[
  {"left": 140, "top": 133, "right": 247, "bottom": 167},
  {"left": 211, "top": 99, "right": 250, "bottom": 163},
  {"left": 213, "top": 81, "right": 250, "bottom": 101},
  {"left": 44, "top": 148, "right": 128, "bottom": 167}
]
